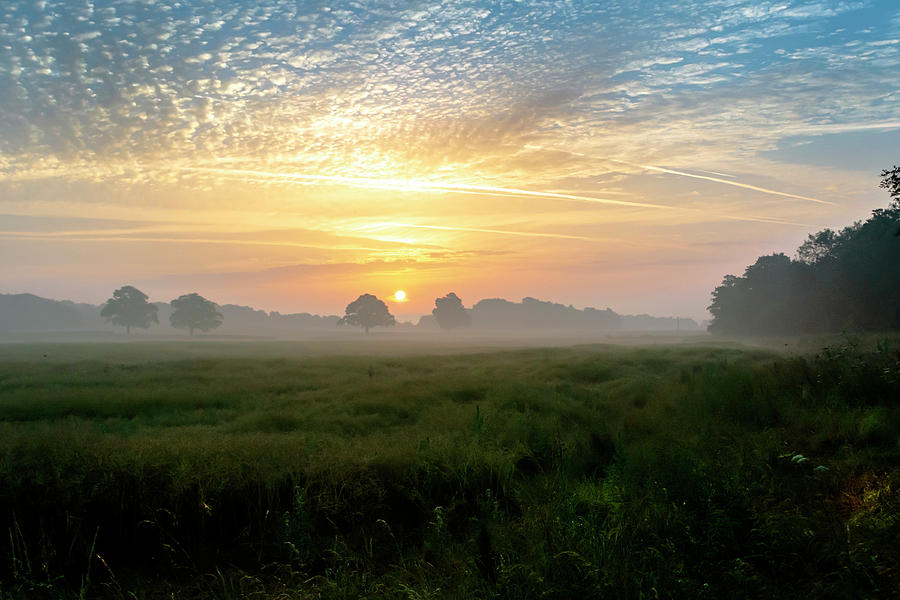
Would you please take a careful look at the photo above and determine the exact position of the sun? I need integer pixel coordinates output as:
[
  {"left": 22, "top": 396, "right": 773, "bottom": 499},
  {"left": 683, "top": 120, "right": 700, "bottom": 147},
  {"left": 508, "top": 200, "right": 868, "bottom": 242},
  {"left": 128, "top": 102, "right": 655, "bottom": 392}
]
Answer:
[{"left": 392, "top": 290, "right": 407, "bottom": 302}]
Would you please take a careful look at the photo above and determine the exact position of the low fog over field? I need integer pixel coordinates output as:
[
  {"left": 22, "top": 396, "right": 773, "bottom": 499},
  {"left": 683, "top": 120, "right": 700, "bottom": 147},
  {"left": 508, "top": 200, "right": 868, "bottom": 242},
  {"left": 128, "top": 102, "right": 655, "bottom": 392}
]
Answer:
[{"left": 0, "top": 290, "right": 702, "bottom": 343}]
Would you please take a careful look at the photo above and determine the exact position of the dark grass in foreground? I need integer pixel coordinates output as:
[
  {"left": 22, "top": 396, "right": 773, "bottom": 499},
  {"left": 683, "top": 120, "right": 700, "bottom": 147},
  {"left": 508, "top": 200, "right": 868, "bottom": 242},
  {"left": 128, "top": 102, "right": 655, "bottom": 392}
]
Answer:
[{"left": 0, "top": 338, "right": 898, "bottom": 598}]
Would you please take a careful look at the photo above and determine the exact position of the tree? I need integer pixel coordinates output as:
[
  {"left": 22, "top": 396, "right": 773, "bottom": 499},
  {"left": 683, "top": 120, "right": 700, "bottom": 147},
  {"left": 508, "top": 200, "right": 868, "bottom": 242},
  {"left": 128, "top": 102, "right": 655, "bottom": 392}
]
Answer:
[
  {"left": 878, "top": 165, "right": 900, "bottom": 237},
  {"left": 880, "top": 165, "right": 900, "bottom": 205},
  {"left": 101, "top": 285, "right": 158, "bottom": 335},
  {"left": 432, "top": 292, "right": 471, "bottom": 329},
  {"left": 796, "top": 229, "right": 839, "bottom": 264},
  {"left": 707, "top": 274, "right": 750, "bottom": 334},
  {"left": 170, "top": 293, "right": 223, "bottom": 336},
  {"left": 338, "top": 294, "right": 395, "bottom": 334},
  {"left": 708, "top": 166, "right": 900, "bottom": 334}
]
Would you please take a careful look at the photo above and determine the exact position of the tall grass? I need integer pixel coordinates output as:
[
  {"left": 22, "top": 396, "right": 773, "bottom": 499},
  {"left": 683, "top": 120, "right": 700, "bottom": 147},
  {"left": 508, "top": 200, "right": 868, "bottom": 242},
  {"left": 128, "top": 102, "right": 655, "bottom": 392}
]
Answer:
[{"left": 0, "top": 339, "right": 898, "bottom": 598}]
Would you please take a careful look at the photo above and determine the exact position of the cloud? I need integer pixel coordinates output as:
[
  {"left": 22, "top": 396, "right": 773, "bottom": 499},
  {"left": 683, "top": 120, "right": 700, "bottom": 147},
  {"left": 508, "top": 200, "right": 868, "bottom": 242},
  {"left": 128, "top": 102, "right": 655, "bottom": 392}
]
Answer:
[
  {"left": 1, "top": 0, "right": 895, "bottom": 191},
  {"left": 177, "top": 166, "right": 676, "bottom": 210}
]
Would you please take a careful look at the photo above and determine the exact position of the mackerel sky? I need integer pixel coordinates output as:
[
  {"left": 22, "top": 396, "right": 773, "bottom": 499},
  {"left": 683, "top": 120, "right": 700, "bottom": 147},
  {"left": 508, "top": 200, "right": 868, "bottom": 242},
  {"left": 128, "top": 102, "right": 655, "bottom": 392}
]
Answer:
[{"left": 1, "top": 0, "right": 898, "bottom": 320}]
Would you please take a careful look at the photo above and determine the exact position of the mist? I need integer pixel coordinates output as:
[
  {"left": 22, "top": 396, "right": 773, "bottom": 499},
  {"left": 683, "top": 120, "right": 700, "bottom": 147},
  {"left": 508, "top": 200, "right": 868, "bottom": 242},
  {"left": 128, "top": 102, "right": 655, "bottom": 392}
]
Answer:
[{"left": 0, "top": 289, "right": 704, "bottom": 350}]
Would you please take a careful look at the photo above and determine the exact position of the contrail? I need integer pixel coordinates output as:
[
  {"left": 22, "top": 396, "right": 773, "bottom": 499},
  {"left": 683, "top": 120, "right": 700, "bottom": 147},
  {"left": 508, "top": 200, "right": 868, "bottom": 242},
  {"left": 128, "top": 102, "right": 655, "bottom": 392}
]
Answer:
[
  {"left": 691, "top": 168, "right": 736, "bottom": 179},
  {"left": 209, "top": 172, "right": 631, "bottom": 204},
  {"left": 0, "top": 232, "right": 392, "bottom": 252},
  {"left": 357, "top": 221, "right": 630, "bottom": 243},
  {"left": 178, "top": 167, "right": 676, "bottom": 211},
  {"left": 611, "top": 160, "right": 833, "bottom": 205},
  {"left": 785, "top": 120, "right": 900, "bottom": 135},
  {"left": 717, "top": 215, "right": 816, "bottom": 227},
  {"left": 529, "top": 145, "right": 831, "bottom": 206}
]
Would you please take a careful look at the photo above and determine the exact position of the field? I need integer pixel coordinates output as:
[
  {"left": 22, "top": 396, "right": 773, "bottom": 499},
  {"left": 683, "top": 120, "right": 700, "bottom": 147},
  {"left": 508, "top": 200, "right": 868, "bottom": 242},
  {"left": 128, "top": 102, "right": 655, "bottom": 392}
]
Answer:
[{"left": 0, "top": 337, "right": 898, "bottom": 599}]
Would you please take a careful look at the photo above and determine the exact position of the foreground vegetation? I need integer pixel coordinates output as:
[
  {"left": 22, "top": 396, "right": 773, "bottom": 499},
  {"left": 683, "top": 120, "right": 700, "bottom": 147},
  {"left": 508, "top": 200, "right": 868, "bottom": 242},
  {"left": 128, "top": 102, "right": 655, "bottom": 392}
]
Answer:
[{"left": 0, "top": 338, "right": 898, "bottom": 598}]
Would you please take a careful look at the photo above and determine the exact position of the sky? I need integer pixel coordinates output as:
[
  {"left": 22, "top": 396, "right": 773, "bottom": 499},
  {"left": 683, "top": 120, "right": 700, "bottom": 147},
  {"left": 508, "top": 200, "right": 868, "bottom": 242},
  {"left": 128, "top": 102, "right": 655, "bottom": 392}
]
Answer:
[{"left": 1, "top": 0, "right": 898, "bottom": 322}]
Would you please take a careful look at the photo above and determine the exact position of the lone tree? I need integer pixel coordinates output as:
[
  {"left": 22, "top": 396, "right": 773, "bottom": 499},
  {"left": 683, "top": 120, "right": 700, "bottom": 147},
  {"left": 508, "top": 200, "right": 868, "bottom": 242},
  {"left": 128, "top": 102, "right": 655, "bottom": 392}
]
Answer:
[
  {"left": 433, "top": 292, "right": 471, "bottom": 329},
  {"left": 101, "top": 285, "right": 158, "bottom": 335},
  {"left": 338, "top": 293, "right": 395, "bottom": 334},
  {"left": 170, "top": 293, "right": 223, "bottom": 336}
]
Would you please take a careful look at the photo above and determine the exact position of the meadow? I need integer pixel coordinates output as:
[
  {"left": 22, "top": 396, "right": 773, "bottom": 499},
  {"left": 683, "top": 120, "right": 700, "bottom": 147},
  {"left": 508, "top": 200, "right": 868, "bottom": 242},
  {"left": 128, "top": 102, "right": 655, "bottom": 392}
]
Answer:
[{"left": 0, "top": 337, "right": 898, "bottom": 599}]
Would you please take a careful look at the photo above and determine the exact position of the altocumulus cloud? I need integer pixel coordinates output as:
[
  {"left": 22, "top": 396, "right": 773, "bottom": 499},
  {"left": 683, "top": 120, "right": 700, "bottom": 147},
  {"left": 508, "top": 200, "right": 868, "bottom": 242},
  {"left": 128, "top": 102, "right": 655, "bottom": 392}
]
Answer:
[{"left": 0, "top": 0, "right": 897, "bottom": 189}]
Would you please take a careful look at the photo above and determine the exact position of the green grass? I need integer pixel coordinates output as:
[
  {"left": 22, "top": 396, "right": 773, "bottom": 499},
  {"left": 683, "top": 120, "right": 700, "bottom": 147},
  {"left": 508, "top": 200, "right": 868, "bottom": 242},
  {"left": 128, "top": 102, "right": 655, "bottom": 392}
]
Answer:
[{"left": 0, "top": 338, "right": 898, "bottom": 598}]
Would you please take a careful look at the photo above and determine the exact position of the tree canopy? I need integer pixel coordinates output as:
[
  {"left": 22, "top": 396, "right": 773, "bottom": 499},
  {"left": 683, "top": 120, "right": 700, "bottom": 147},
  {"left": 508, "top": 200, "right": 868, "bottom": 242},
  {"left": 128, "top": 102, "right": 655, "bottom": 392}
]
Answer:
[
  {"left": 338, "top": 294, "right": 395, "bottom": 334},
  {"left": 170, "top": 293, "right": 223, "bottom": 335},
  {"left": 100, "top": 285, "right": 158, "bottom": 334},
  {"left": 880, "top": 164, "right": 900, "bottom": 201},
  {"left": 432, "top": 292, "right": 471, "bottom": 330},
  {"left": 708, "top": 168, "right": 900, "bottom": 335}
]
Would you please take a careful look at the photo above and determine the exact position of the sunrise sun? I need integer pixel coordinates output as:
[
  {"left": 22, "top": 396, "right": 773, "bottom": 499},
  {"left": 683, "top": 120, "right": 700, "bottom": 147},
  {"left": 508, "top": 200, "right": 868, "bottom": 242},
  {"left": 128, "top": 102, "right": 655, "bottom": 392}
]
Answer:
[{"left": 392, "top": 290, "right": 407, "bottom": 302}]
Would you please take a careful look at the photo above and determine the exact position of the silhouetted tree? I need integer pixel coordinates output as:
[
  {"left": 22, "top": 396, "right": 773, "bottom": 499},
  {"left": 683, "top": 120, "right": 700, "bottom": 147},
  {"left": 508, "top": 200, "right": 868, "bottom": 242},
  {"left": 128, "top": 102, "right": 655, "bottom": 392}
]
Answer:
[
  {"left": 708, "top": 254, "right": 817, "bottom": 334},
  {"left": 880, "top": 165, "right": 900, "bottom": 203},
  {"left": 708, "top": 168, "right": 900, "bottom": 334},
  {"left": 796, "top": 229, "right": 839, "bottom": 264},
  {"left": 879, "top": 164, "right": 900, "bottom": 237},
  {"left": 338, "top": 294, "right": 395, "bottom": 334},
  {"left": 101, "top": 285, "right": 158, "bottom": 335},
  {"left": 433, "top": 292, "right": 471, "bottom": 330},
  {"left": 170, "top": 293, "right": 223, "bottom": 336},
  {"left": 708, "top": 274, "right": 749, "bottom": 334}
]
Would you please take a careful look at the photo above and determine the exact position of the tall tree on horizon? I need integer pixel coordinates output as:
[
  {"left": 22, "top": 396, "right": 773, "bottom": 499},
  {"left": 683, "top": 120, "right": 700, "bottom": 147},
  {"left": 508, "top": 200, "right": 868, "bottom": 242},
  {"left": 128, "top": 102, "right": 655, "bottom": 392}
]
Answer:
[
  {"left": 170, "top": 293, "right": 223, "bottom": 336},
  {"left": 101, "top": 286, "right": 158, "bottom": 335},
  {"left": 338, "top": 294, "right": 395, "bottom": 334}
]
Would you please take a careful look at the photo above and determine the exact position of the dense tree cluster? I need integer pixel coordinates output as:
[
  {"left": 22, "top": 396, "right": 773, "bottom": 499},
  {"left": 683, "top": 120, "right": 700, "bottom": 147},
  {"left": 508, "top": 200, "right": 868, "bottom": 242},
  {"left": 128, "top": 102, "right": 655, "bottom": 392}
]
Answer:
[
  {"left": 708, "top": 167, "right": 900, "bottom": 334},
  {"left": 432, "top": 292, "right": 471, "bottom": 330},
  {"left": 470, "top": 297, "right": 621, "bottom": 330}
]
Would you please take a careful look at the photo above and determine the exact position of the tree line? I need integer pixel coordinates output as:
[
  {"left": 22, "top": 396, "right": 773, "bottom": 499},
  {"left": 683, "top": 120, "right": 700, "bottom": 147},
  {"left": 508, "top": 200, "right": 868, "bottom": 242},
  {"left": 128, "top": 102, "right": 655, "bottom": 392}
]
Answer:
[
  {"left": 708, "top": 166, "right": 900, "bottom": 335},
  {"left": 100, "top": 288, "right": 473, "bottom": 335},
  {"left": 98, "top": 288, "right": 694, "bottom": 336}
]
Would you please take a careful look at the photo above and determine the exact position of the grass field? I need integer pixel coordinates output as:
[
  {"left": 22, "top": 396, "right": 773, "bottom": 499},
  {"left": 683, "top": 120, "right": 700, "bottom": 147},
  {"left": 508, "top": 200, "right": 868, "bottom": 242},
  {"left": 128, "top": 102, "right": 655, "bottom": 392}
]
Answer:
[{"left": 0, "top": 337, "right": 898, "bottom": 598}]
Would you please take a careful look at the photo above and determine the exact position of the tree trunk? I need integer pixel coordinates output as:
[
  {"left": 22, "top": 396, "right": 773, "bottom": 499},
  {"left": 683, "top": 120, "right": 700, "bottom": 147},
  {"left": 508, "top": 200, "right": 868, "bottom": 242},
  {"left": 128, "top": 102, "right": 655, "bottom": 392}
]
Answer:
[
  {"left": 365, "top": 326, "right": 370, "bottom": 334},
  {"left": 126, "top": 325, "right": 130, "bottom": 335},
  {"left": 190, "top": 326, "right": 194, "bottom": 336}
]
